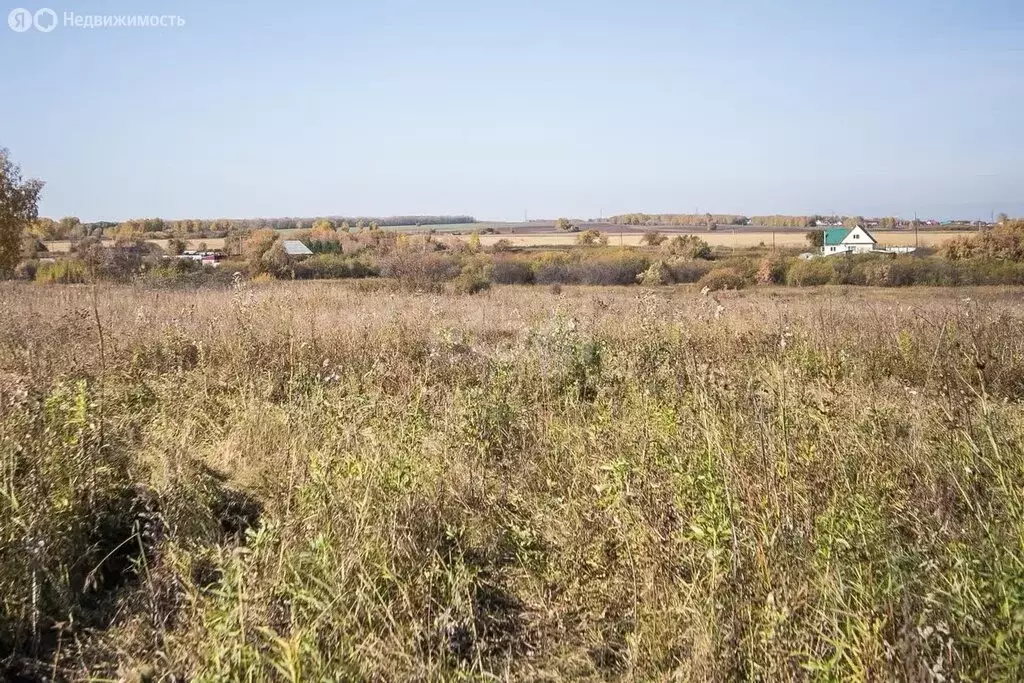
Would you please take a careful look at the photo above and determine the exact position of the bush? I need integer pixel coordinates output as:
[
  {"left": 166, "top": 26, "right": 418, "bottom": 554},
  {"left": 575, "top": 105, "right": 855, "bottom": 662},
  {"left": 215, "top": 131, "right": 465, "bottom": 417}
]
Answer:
[
  {"left": 533, "top": 252, "right": 575, "bottom": 285},
  {"left": 786, "top": 258, "right": 835, "bottom": 286},
  {"left": 663, "top": 234, "right": 712, "bottom": 259},
  {"left": 637, "top": 260, "right": 672, "bottom": 285},
  {"left": 377, "top": 251, "right": 461, "bottom": 290},
  {"left": 535, "top": 261, "right": 574, "bottom": 285},
  {"left": 293, "top": 254, "right": 375, "bottom": 280},
  {"left": 569, "top": 253, "right": 649, "bottom": 286},
  {"left": 451, "top": 272, "right": 491, "bottom": 294},
  {"left": 756, "top": 257, "right": 789, "bottom": 284},
  {"left": 450, "top": 255, "right": 492, "bottom": 294},
  {"left": 666, "top": 258, "right": 714, "bottom": 283},
  {"left": 14, "top": 260, "right": 38, "bottom": 281},
  {"left": 36, "top": 259, "right": 89, "bottom": 284},
  {"left": 943, "top": 220, "right": 1024, "bottom": 260},
  {"left": 641, "top": 231, "right": 667, "bottom": 246},
  {"left": 489, "top": 239, "right": 515, "bottom": 253},
  {"left": 490, "top": 258, "right": 534, "bottom": 285},
  {"left": 698, "top": 267, "right": 747, "bottom": 291},
  {"left": 576, "top": 229, "right": 608, "bottom": 246}
]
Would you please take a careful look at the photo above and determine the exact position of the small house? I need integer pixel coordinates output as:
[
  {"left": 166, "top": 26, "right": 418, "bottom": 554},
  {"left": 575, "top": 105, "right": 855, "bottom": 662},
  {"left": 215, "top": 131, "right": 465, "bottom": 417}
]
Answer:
[{"left": 822, "top": 227, "right": 877, "bottom": 255}]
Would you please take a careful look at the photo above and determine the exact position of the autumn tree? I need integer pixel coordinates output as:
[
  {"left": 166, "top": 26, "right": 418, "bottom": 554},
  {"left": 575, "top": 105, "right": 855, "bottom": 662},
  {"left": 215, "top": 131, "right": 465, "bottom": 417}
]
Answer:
[
  {"left": 555, "top": 218, "right": 578, "bottom": 232},
  {"left": 0, "top": 148, "right": 44, "bottom": 276},
  {"left": 30, "top": 217, "right": 61, "bottom": 240},
  {"left": 805, "top": 230, "right": 824, "bottom": 248}
]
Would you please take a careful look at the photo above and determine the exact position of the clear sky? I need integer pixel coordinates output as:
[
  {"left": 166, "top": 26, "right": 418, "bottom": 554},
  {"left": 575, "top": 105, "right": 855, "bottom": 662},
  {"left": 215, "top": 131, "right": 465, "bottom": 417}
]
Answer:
[{"left": 1, "top": 0, "right": 1022, "bottom": 222}]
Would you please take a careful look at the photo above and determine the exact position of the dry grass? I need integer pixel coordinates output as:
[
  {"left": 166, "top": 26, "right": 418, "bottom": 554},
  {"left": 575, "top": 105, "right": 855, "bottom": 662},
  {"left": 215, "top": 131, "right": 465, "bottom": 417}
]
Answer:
[{"left": 2, "top": 281, "right": 1023, "bottom": 680}]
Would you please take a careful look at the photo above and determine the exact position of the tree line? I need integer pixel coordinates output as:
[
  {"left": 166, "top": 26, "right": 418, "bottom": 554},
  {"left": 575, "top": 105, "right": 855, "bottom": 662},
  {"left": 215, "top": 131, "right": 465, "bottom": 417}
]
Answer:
[
  {"left": 28, "top": 214, "right": 478, "bottom": 241},
  {"left": 609, "top": 213, "right": 950, "bottom": 229}
]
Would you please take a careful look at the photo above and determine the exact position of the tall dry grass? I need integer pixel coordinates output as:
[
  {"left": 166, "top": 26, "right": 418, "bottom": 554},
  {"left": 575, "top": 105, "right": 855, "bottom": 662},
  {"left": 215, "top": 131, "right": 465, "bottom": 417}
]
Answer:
[{"left": 1, "top": 281, "right": 1023, "bottom": 680}]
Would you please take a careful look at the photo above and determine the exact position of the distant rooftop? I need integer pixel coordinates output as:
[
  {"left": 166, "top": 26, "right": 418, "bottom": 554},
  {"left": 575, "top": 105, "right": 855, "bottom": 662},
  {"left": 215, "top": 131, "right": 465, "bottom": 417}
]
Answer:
[{"left": 282, "top": 240, "right": 313, "bottom": 256}]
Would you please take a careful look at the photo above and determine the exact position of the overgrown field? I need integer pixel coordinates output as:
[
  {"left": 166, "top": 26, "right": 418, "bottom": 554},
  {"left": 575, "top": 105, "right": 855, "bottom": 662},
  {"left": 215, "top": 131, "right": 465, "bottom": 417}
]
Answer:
[{"left": 2, "top": 282, "right": 1024, "bottom": 680}]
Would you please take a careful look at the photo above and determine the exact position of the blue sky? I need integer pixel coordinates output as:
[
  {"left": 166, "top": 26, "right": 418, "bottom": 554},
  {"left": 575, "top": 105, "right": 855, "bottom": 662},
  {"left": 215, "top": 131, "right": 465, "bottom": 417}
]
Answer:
[{"left": 1, "top": 0, "right": 1022, "bottom": 221}]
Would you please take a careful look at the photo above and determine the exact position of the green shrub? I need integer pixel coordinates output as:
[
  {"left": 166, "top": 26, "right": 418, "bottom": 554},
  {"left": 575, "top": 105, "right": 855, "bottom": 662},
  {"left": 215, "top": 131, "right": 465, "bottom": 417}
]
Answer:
[
  {"left": 293, "top": 254, "right": 375, "bottom": 280},
  {"left": 35, "top": 259, "right": 89, "bottom": 284}
]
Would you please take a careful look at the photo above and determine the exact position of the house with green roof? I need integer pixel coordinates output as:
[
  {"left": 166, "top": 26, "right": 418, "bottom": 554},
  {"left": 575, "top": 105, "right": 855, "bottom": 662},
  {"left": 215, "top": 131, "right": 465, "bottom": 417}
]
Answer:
[{"left": 822, "top": 226, "right": 877, "bottom": 255}]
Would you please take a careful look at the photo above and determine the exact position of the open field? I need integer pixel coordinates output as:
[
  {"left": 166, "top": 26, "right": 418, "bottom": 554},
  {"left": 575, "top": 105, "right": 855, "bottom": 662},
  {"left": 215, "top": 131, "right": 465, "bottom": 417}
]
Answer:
[
  {"left": 477, "top": 230, "right": 970, "bottom": 249},
  {"left": 2, "top": 282, "right": 1024, "bottom": 680},
  {"left": 41, "top": 229, "right": 971, "bottom": 255}
]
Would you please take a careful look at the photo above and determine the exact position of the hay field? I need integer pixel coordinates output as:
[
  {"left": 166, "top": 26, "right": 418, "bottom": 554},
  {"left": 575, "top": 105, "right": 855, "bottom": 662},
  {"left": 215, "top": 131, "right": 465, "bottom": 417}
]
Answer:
[{"left": 2, "top": 282, "right": 1023, "bottom": 680}]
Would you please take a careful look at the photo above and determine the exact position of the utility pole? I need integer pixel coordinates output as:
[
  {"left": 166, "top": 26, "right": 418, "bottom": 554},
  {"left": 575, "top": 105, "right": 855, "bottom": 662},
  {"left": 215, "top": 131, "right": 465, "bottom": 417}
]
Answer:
[{"left": 914, "top": 212, "right": 919, "bottom": 248}]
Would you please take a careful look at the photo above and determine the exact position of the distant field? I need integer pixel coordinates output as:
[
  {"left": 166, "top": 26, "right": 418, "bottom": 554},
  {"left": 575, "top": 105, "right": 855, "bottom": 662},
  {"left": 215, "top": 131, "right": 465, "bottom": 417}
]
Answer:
[
  {"left": 477, "top": 230, "right": 969, "bottom": 249},
  {"left": 41, "top": 230, "right": 969, "bottom": 254},
  {"left": 384, "top": 222, "right": 524, "bottom": 233}
]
